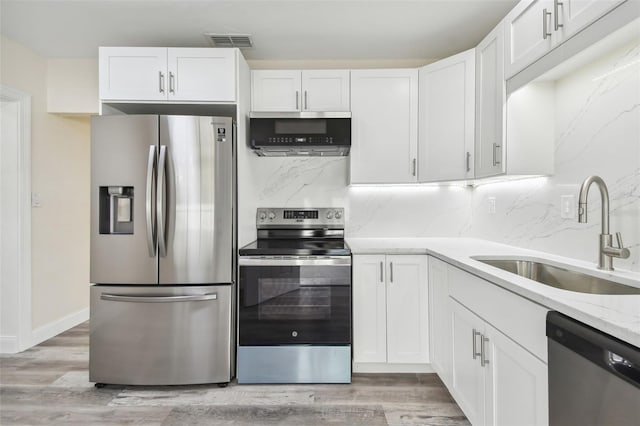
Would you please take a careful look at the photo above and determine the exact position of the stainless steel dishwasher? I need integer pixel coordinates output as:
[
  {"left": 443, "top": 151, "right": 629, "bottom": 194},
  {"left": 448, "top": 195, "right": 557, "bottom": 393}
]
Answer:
[{"left": 547, "top": 312, "right": 640, "bottom": 426}]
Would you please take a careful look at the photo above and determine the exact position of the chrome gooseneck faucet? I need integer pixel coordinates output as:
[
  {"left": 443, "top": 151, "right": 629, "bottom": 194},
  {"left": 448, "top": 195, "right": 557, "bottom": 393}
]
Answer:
[{"left": 578, "top": 175, "right": 630, "bottom": 271}]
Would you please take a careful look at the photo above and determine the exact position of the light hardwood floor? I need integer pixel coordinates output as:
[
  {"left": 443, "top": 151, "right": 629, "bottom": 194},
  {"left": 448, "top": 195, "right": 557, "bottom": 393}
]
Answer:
[{"left": 0, "top": 322, "right": 469, "bottom": 425}]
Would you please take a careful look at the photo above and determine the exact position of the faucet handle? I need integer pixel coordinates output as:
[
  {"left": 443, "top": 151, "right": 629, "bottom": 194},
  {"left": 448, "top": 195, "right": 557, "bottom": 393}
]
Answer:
[{"left": 614, "top": 232, "right": 631, "bottom": 259}]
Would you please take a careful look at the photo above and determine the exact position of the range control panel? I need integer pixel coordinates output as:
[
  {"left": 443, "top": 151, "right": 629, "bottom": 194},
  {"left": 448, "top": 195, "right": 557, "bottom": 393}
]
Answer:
[{"left": 256, "top": 208, "right": 344, "bottom": 228}]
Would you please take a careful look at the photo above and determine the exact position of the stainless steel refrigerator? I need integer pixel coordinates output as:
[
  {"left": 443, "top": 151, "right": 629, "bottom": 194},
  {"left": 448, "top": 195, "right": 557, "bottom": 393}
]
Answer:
[{"left": 89, "top": 115, "right": 236, "bottom": 386}]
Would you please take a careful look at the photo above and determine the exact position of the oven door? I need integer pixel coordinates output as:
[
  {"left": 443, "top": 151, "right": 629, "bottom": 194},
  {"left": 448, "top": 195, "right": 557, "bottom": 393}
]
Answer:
[{"left": 238, "top": 256, "right": 351, "bottom": 346}]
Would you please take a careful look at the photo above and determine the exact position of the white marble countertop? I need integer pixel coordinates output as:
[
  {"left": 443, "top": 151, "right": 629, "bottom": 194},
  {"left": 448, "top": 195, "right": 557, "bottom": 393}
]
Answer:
[{"left": 346, "top": 237, "right": 640, "bottom": 347}]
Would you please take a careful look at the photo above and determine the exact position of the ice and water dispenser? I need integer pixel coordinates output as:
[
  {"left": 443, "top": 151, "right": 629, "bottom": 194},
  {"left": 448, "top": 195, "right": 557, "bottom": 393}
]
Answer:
[{"left": 98, "top": 186, "right": 134, "bottom": 234}]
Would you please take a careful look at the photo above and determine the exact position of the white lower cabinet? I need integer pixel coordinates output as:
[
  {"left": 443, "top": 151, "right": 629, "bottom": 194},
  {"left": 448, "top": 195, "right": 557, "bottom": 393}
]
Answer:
[
  {"left": 450, "top": 298, "right": 548, "bottom": 426},
  {"left": 451, "top": 298, "right": 486, "bottom": 426},
  {"left": 484, "top": 317, "right": 548, "bottom": 426},
  {"left": 353, "top": 255, "right": 429, "bottom": 367},
  {"left": 428, "top": 257, "right": 453, "bottom": 386},
  {"left": 429, "top": 256, "right": 549, "bottom": 426}
]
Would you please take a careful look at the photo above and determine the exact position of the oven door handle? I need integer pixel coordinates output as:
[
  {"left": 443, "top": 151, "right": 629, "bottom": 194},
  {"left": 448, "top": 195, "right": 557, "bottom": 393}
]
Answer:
[{"left": 239, "top": 257, "right": 351, "bottom": 266}]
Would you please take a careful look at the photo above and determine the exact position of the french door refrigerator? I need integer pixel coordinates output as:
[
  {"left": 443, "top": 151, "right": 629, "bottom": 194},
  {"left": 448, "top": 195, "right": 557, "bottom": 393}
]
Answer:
[{"left": 89, "top": 115, "right": 236, "bottom": 386}]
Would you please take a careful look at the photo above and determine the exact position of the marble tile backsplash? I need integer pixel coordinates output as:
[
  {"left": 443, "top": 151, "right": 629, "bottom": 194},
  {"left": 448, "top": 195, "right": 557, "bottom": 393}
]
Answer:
[
  {"left": 469, "top": 39, "right": 640, "bottom": 271},
  {"left": 238, "top": 38, "right": 639, "bottom": 272}
]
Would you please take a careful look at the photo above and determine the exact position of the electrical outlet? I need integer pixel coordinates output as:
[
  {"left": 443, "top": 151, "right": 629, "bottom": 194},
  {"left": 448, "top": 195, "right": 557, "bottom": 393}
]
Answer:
[
  {"left": 488, "top": 197, "right": 496, "bottom": 214},
  {"left": 561, "top": 195, "right": 575, "bottom": 219}
]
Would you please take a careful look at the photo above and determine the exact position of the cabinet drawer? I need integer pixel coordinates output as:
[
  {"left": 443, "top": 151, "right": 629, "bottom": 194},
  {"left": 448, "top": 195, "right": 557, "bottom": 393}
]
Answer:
[{"left": 448, "top": 265, "right": 549, "bottom": 362}]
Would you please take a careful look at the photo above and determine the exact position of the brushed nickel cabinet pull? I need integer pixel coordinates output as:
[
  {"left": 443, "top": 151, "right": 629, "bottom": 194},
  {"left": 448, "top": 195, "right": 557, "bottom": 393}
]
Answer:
[
  {"left": 554, "top": 0, "right": 564, "bottom": 31},
  {"left": 159, "top": 71, "right": 165, "bottom": 93},
  {"left": 472, "top": 329, "right": 482, "bottom": 359},
  {"left": 543, "top": 8, "right": 552, "bottom": 40},
  {"left": 481, "top": 336, "right": 490, "bottom": 367}
]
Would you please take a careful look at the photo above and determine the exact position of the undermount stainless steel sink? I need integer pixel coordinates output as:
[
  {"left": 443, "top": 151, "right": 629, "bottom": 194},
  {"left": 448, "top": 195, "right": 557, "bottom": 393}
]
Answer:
[{"left": 472, "top": 258, "right": 640, "bottom": 295}]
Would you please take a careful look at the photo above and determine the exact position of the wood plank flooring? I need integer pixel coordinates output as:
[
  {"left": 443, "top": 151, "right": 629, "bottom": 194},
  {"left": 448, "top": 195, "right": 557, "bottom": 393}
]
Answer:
[{"left": 0, "top": 322, "right": 469, "bottom": 425}]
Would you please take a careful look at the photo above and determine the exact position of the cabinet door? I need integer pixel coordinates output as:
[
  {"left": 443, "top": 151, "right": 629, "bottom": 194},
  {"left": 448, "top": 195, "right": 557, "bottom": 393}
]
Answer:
[
  {"left": 451, "top": 299, "right": 486, "bottom": 426},
  {"left": 386, "top": 255, "right": 429, "bottom": 364},
  {"left": 505, "top": 0, "right": 555, "bottom": 79},
  {"left": 301, "top": 70, "right": 350, "bottom": 111},
  {"left": 350, "top": 69, "right": 419, "bottom": 184},
  {"left": 353, "top": 255, "right": 387, "bottom": 363},
  {"left": 484, "top": 322, "right": 548, "bottom": 426},
  {"left": 558, "top": 0, "right": 625, "bottom": 39},
  {"left": 251, "top": 70, "right": 301, "bottom": 111},
  {"left": 418, "top": 49, "right": 475, "bottom": 182},
  {"left": 428, "top": 257, "right": 453, "bottom": 388},
  {"left": 167, "top": 48, "right": 236, "bottom": 102},
  {"left": 99, "top": 47, "right": 167, "bottom": 101},
  {"left": 475, "top": 22, "right": 506, "bottom": 178}
]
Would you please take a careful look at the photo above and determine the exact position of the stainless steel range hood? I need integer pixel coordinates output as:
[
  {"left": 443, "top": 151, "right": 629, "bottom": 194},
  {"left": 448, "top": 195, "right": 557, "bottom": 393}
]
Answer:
[{"left": 249, "top": 112, "right": 351, "bottom": 157}]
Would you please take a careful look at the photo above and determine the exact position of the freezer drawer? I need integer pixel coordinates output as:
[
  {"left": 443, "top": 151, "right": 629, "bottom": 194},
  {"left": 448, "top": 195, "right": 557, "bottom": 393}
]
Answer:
[{"left": 90, "top": 285, "right": 232, "bottom": 385}]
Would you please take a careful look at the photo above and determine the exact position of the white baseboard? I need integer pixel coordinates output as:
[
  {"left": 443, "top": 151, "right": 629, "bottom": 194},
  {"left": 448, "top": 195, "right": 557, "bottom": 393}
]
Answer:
[
  {"left": 0, "top": 336, "right": 19, "bottom": 354},
  {"left": 353, "top": 362, "right": 435, "bottom": 373},
  {"left": 30, "top": 307, "right": 89, "bottom": 347}
]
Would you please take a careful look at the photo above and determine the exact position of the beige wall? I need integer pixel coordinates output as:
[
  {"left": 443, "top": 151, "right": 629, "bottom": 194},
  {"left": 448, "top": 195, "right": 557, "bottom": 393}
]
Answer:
[{"left": 0, "top": 36, "right": 90, "bottom": 330}]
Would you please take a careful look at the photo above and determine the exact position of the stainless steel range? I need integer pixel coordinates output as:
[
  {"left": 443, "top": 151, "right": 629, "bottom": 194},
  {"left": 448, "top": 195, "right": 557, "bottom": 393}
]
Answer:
[{"left": 237, "top": 208, "right": 351, "bottom": 383}]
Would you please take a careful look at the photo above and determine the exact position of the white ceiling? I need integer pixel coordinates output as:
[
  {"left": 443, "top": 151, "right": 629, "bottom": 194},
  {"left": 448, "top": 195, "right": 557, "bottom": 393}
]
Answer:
[{"left": 0, "top": 0, "right": 519, "bottom": 61}]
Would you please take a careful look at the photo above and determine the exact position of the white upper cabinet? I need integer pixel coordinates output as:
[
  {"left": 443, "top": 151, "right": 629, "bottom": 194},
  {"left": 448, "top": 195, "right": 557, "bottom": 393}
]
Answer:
[
  {"left": 418, "top": 49, "right": 476, "bottom": 182},
  {"left": 99, "top": 47, "right": 237, "bottom": 102},
  {"left": 251, "top": 70, "right": 301, "bottom": 111},
  {"left": 167, "top": 48, "right": 236, "bottom": 102},
  {"left": 556, "top": 0, "right": 626, "bottom": 40},
  {"left": 251, "top": 70, "right": 350, "bottom": 112},
  {"left": 301, "top": 70, "right": 350, "bottom": 111},
  {"left": 100, "top": 47, "right": 168, "bottom": 101},
  {"left": 350, "top": 69, "right": 419, "bottom": 184},
  {"left": 505, "top": 0, "right": 555, "bottom": 79},
  {"left": 505, "top": 0, "right": 627, "bottom": 78},
  {"left": 475, "top": 21, "right": 506, "bottom": 178}
]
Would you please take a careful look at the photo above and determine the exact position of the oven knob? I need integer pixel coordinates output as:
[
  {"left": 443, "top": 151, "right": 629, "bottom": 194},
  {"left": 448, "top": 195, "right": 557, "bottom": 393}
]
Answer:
[
  {"left": 334, "top": 210, "right": 342, "bottom": 219},
  {"left": 259, "top": 212, "right": 267, "bottom": 221},
  {"left": 326, "top": 211, "right": 334, "bottom": 219},
  {"left": 268, "top": 211, "right": 276, "bottom": 220}
]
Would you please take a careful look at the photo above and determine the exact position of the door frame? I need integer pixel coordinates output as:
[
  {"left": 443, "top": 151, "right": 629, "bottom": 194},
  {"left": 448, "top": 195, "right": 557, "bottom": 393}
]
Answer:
[{"left": 0, "top": 85, "right": 32, "bottom": 353}]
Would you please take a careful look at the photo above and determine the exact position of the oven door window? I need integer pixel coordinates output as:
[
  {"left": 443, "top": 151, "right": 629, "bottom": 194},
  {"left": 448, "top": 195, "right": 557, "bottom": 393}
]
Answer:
[{"left": 239, "top": 264, "right": 351, "bottom": 345}]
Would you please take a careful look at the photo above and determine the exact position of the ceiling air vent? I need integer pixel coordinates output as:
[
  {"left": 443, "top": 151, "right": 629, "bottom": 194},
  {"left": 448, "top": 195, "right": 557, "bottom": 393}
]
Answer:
[{"left": 205, "top": 33, "right": 253, "bottom": 48}]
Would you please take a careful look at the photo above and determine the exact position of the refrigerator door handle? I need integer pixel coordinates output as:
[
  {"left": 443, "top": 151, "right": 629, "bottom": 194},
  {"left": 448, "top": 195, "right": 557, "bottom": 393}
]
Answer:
[
  {"left": 145, "top": 145, "right": 157, "bottom": 257},
  {"left": 100, "top": 293, "right": 218, "bottom": 303},
  {"left": 157, "top": 145, "right": 168, "bottom": 257}
]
